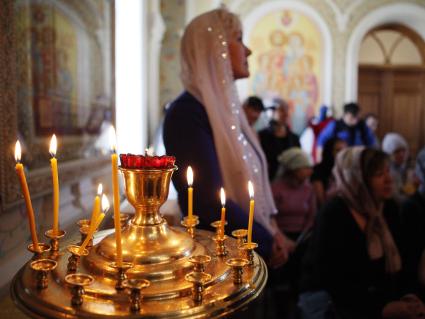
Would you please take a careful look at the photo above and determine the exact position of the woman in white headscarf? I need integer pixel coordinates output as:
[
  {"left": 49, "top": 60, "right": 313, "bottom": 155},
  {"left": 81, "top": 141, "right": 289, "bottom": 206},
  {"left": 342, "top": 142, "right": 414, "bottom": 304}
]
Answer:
[{"left": 163, "top": 7, "right": 290, "bottom": 266}]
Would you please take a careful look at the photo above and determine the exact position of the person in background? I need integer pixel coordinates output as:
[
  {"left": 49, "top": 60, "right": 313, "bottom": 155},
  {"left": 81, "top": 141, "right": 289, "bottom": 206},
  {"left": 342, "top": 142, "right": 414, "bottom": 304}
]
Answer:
[
  {"left": 163, "top": 7, "right": 290, "bottom": 267},
  {"left": 272, "top": 147, "right": 316, "bottom": 243},
  {"left": 311, "top": 137, "right": 347, "bottom": 209},
  {"left": 382, "top": 132, "right": 414, "bottom": 200},
  {"left": 259, "top": 98, "right": 301, "bottom": 180},
  {"left": 316, "top": 103, "right": 375, "bottom": 161},
  {"left": 299, "top": 147, "right": 408, "bottom": 319},
  {"left": 365, "top": 113, "right": 380, "bottom": 146},
  {"left": 242, "top": 95, "right": 265, "bottom": 127},
  {"left": 401, "top": 147, "right": 425, "bottom": 298}
]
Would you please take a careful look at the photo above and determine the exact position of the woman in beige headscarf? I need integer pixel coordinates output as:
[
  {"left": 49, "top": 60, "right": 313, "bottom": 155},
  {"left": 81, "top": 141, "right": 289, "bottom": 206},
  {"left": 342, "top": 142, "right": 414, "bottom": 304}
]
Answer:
[
  {"left": 163, "top": 7, "right": 291, "bottom": 266},
  {"left": 298, "top": 147, "right": 412, "bottom": 318}
]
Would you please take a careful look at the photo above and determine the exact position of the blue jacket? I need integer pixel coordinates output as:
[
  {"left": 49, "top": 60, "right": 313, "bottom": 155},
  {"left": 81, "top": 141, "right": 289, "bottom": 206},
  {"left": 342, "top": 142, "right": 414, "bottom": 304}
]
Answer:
[
  {"left": 163, "top": 91, "right": 273, "bottom": 259},
  {"left": 317, "top": 119, "right": 376, "bottom": 147}
]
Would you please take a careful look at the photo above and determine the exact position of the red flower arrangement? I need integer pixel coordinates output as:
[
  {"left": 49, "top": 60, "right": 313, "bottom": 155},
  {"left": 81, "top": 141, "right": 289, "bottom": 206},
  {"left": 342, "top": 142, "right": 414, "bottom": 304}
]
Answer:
[{"left": 119, "top": 154, "right": 176, "bottom": 169}]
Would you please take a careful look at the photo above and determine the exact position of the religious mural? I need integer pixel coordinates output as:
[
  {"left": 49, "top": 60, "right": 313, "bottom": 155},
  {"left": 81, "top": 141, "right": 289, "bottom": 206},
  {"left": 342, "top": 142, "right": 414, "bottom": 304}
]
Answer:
[{"left": 248, "top": 10, "right": 323, "bottom": 134}]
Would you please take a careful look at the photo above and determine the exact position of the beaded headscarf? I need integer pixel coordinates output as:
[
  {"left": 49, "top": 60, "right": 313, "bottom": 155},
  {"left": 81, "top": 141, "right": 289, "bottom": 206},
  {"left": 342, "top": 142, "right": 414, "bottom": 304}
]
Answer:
[{"left": 180, "top": 8, "right": 277, "bottom": 234}]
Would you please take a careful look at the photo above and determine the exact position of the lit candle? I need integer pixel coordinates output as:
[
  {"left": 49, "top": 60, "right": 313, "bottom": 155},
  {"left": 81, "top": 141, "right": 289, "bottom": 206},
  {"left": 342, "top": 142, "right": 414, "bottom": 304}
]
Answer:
[
  {"left": 87, "top": 183, "right": 102, "bottom": 235},
  {"left": 247, "top": 181, "right": 255, "bottom": 244},
  {"left": 219, "top": 188, "right": 226, "bottom": 237},
  {"left": 110, "top": 126, "right": 123, "bottom": 267},
  {"left": 14, "top": 141, "right": 40, "bottom": 250},
  {"left": 79, "top": 194, "right": 109, "bottom": 254},
  {"left": 49, "top": 134, "right": 60, "bottom": 234},
  {"left": 187, "top": 166, "right": 193, "bottom": 221}
]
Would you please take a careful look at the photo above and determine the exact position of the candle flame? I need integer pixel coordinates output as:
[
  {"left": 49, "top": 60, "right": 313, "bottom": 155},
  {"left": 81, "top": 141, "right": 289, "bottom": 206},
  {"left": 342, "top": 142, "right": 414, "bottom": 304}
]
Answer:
[
  {"left": 97, "top": 183, "right": 103, "bottom": 195},
  {"left": 248, "top": 181, "right": 254, "bottom": 199},
  {"left": 14, "top": 140, "right": 22, "bottom": 162},
  {"left": 187, "top": 166, "right": 193, "bottom": 186},
  {"left": 49, "top": 134, "right": 57, "bottom": 157},
  {"left": 101, "top": 194, "right": 110, "bottom": 213},
  {"left": 109, "top": 126, "right": 117, "bottom": 152},
  {"left": 220, "top": 187, "right": 226, "bottom": 206}
]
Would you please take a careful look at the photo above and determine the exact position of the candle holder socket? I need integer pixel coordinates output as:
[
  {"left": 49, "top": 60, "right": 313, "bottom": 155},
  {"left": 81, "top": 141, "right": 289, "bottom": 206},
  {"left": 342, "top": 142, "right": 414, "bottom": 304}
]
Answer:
[
  {"left": 110, "top": 261, "right": 134, "bottom": 290},
  {"left": 77, "top": 219, "right": 90, "bottom": 228},
  {"left": 67, "top": 245, "right": 89, "bottom": 273},
  {"left": 122, "top": 278, "right": 150, "bottom": 312},
  {"left": 213, "top": 235, "right": 228, "bottom": 257},
  {"left": 64, "top": 273, "right": 94, "bottom": 306},
  {"left": 188, "top": 255, "right": 211, "bottom": 273},
  {"left": 185, "top": 271, "right": 211, "bottom": 303},
  {"left": 44, "top": 229, "right": 66, "bottom": 253},
  {"left": 226, "top": 258, "right": 248, "bottom": 285},
  {"left": 181, "top": 215, "right": 199, "bottom": 238},
  {"left": 27, "top": 243, "right": 51, "bottom": 260},
  {"left": 231, "top": 229, "right": 248, "bottom": 247},
  {"left": 210, "top": 220, "right": 228, "bottom": 237},
  {"left": 30, "top": 259, "right": 57, "bottom": 289},
  {"left": 78, "top": 225, "right": 93, "bottom": 249},
  {"left": 238, "top": 242, "right": 258, "bottom": 266}
]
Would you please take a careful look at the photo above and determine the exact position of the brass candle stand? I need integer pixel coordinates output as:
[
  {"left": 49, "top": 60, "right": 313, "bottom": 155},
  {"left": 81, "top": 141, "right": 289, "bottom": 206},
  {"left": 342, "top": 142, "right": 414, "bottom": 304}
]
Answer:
[
  {"left": 122, "top": 278, "right": 150, "bottom": 312},
  {"left": 232, "top": 229, "right": 248, "bottom": 247},
  {"left": 239, "top": 242, "right": 258, "bottom": 266},
  {"left": 210, "top": 220, "right": 227, "bottom": 237},
  {"left": 226, "top": 258, "right": 248, "bottom": 285},
  {"left": 65, "top": 273, "right": 94, "bottom": 306},
  {"left": 12, "top": 164, "right": 268, "bottom": 318},
  {"left": 30, "top": 259, "right": 57, "bottom": 289},
  {"left": 181, "top": 215, "right": 199, "bottom": 238},
  {"left": 45, "top": 229, "right": 66, "bottom": 254},
  {"left": 67, "top": 245, "right": 89, "bottom": 273},
  {"left": 111, "top": 261, "right": 134, "bottom": 290},
  {"left": 27, "top": 243, "right": 51, "bottom": 260},
  {"left": 78, "top": 225, "right": 93, "bottom": 249}
]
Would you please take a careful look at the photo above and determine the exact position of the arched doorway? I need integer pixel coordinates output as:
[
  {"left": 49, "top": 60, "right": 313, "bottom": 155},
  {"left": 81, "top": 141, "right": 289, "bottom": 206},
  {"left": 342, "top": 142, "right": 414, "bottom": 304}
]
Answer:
[{"left": 357, "top": 24, "right": 425, "bottom": 155}]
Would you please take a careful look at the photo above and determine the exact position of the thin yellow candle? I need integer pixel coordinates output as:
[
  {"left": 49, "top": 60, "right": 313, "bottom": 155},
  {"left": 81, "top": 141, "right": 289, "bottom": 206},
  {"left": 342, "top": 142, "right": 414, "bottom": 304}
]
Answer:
[
  {"left": 87, "top": 183, "right": 102, "bottom": 235},
  {"left": 110, "top": 126, "right": 123, "bottom": 267},
  {"left": 247, "top": 181, "right": 255, "bottom": 244},
  {"left": 49, "top": 134, "right": 60, "bottom": 234},
  {"left": 219, "top": 188, "right": 226, "bottom": 237},
  {"left": 79, "top": 194, "right": 109, "bottom": 254},
  {"left": 14, "top": 141, "right": 40, "bottom": 251},
  {"left": 187, "top": 166, "right": 194, "bottom": 221}
]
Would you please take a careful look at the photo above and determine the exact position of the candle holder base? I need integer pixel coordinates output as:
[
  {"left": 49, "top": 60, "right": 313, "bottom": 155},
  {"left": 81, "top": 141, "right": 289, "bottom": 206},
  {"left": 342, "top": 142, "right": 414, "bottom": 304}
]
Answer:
[
  {"left": 30, "top": 259, "right": 57, "bottom": 289},
  {"left": 27, "top": 243, "right": 51, "bottom": 260},
  {"left": 226, "top": 258, "right": 248, "bottom": 285},
  {"left": 67, "top": 245, "right": 89, "bottom": 274},
  {"left": 110, "top": 261, "right": 134, "bottom": 290},
  {"left": 122, "top": 278, "right": 150, "bottom": 312},
  {"left": 210, "top": 220, "right": 228, "bottom": 237},
  {"left": 78, "top": 225, "right": 93, "bottom": 249},
  {"left": 213, "top": 235, "right": 228, "bottom": 257},
  {"left": 181, "top": 215, "right": 199, "bottom": 238},
  {"left": 185, "top": 271, "right": 212, "bottom": 303},
  {"left": 231, "top": 229, "right": 248, "bottom": 248},
  {"left": 65, "top": 273, "right": 94, "bottom": 306},
  {"left": 239, "top": 242, "right": 258, "bottom": 266},
  {"left": 44, "top": 229, "right": 66, "bottom": 254},
  {"left": 188, "top": 255, "right": 211, "bottom": 273}
]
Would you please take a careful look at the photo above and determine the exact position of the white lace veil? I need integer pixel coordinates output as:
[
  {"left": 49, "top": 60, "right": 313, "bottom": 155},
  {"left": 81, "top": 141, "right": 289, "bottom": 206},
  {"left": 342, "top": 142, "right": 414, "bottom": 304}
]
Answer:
[{"left": 180, "top": 8, "right": 277, "bottom": 234}]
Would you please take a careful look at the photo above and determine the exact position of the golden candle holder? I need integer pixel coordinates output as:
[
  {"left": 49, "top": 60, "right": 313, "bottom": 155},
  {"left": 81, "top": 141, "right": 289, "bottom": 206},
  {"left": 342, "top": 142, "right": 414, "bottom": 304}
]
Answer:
[
  {"left": 27, "top": 243, "right": 51, "bottom": 260},
  {"left": 12, "top": 164, "right": 269, "bottom": 318},
  {"left": 110, "top": 261, "right": 134, "bottom": 290},
  {"left": 122, "top": 278, "right": 150, "bottom": 312},
  {"left": 44, "top": 229, "right": 66, "bottom": 254},
  {"left": 226, "top": 258, "right": 248, "bottom": 285},
  {"left": 188, "top": 255, "right": 211, "bottom": 273},
  {"left": 113, "top": 213, "right": 132, "bottom": 229},
  {"left": 78, "top": 225, "right": 92, "bottom": 249},
  {"left": 77, "top": 219, "right": 90, "bottom": 228},
  {"left": 239, "top": 242, "right": 258, "bottom": 266},
  {"left": 232, "top": 229, "right": 248, "bottom": 247},
  {"left": 181, "top": 215, "right": 199, "bottom": 238},
  {"left": 67, "top": 245, "right": 89, "bottom": 273},
  {"left": 213, "top": 235, "right": 228, "bottom": 257},
  {"left": 64, "top": 273, "right": 94, "bottom": 306},
  {"left": 30, "top": 259, "right": 57, "bottom": 289},
  {"left": 185, "top": 271, "right": 212, "bottom": 303},
  {"left": 210, "top": 220, "right": 227, "bottom": 237}
]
